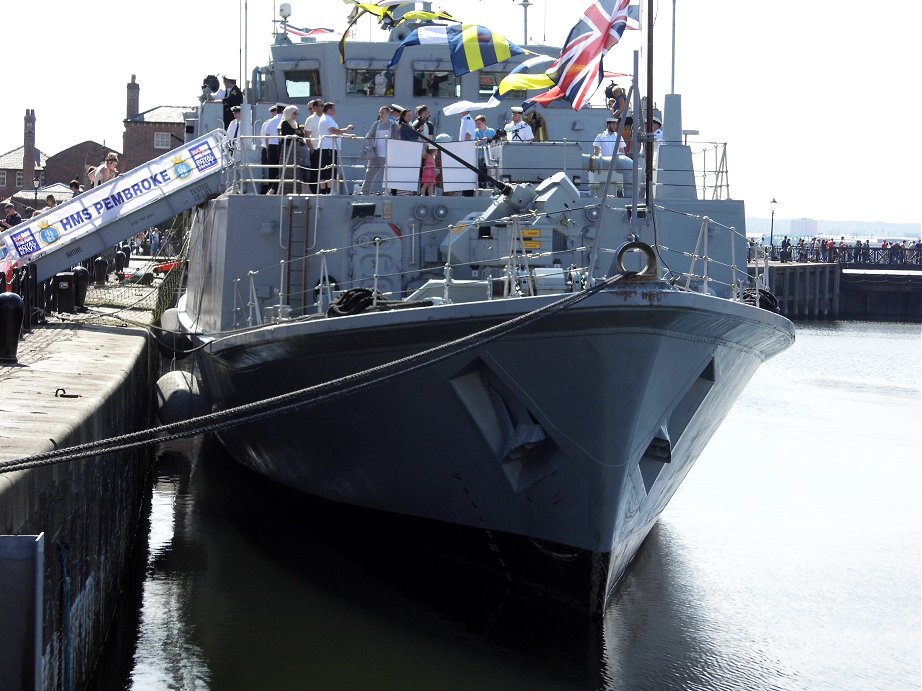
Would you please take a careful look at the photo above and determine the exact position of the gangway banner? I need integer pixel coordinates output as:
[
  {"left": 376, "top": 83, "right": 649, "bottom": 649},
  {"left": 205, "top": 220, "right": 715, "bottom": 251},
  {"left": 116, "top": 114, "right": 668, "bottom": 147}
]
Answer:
[{"left": 0, "top": 130, "right": 230, "bottom": 272}]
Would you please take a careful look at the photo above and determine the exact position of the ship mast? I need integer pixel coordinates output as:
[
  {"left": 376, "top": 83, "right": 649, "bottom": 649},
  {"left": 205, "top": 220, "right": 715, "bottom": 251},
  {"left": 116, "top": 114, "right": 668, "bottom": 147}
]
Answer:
[
  {"left": 645, "top": 0, "right": 654, "bottom": 208},
  {"left": 519, "top": 0, "right": 532, "bottom": 45}
]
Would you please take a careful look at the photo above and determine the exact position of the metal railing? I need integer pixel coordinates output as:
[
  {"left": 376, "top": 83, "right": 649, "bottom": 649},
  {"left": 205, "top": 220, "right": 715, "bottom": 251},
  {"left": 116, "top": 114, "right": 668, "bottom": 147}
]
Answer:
[
  {"left": 223, "top": 133, "right": 733, "bottom": 199},
  {"left": 757, "top": 245, "right": 922, "bottom": 267}
]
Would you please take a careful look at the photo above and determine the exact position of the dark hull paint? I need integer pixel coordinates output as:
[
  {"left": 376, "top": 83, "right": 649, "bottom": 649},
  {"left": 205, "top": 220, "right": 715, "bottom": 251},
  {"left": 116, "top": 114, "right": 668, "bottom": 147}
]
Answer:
[{"left": 193, "top": 289, "right": 793, "bottom": 613}]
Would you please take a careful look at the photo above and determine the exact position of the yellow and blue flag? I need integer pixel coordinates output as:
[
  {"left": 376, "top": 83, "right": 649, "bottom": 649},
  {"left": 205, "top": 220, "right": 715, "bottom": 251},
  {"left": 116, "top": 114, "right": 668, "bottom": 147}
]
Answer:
[{"left": 388, "top": 24, "right": 526, "bottom": 76}]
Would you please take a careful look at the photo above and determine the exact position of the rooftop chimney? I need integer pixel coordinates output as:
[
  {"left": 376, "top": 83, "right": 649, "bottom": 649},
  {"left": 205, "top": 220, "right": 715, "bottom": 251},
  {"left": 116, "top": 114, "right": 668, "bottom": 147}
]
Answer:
[
  {"left": 23, "top": 109, "right": 36, "bottom": 189},
  {"left": 127, "top": 74, "right": 140, "bottom": 119}
]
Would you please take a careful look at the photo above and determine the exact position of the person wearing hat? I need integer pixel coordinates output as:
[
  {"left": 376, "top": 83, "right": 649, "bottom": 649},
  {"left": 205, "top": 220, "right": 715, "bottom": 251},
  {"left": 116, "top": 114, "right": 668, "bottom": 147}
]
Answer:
[
  {"left": 226, "top": 105, "right": 242, "bottom": 144},
  {"left": 210, "top": 75, "right": 244, "bottom": 128},
  {"left": 593, "top": 116, "right": 626, "bottom": 158},
  {"left": 650, "top": 114, "right": 664, "bottom": 143},
  {"left": 504, "top": 107, "right": 534, "bottom": 142},
  {"left": 1, "top": 202, "right": 22, "bottom": 229},
  {"left": 263, "top": 104, "right": 284, "bottom": 194}
]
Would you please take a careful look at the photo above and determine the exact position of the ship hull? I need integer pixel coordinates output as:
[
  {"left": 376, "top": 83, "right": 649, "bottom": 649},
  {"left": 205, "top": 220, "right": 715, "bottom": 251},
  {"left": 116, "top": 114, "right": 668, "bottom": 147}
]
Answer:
[{"left": 191, "top": 286, "right": 793, "bottom": 613}]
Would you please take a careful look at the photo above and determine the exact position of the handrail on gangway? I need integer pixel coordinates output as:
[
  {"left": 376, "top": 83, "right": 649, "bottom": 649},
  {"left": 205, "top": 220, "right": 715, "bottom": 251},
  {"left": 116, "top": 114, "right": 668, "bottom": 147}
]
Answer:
[{"left": 0, "top": 130, "right": 233, "bottom": 283}]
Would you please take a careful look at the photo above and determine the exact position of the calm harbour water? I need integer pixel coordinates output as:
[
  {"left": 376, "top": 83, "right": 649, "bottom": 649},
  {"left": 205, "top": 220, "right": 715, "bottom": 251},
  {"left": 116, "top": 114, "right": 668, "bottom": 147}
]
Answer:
[{"left": 96, "top": 321, "right": 921, "bottom": 690}]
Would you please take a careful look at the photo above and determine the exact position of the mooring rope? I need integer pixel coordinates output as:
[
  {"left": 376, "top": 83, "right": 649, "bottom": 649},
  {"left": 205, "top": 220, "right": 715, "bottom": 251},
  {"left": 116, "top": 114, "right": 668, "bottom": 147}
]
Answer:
[{"left": 0, "top": 273, "right": 627, "bottom": 474}]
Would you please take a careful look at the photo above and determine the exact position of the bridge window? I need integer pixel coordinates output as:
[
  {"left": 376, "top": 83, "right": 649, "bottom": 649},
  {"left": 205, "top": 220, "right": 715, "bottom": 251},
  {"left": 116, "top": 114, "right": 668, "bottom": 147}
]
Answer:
[
  {"left": 347, "top": 69, "right": 393, "bottom": 96},
  {"left": 413, "top": 71, "right": 460, "bottom": 99},
  {"left": 284, "top": 69, "right": 321, "bottom": 98},
  {"left": 479, "top": 73, "right": 526, "bottom": 99},
  {"left": 154, "top": 132, "right": 172, "bottom": 149}
]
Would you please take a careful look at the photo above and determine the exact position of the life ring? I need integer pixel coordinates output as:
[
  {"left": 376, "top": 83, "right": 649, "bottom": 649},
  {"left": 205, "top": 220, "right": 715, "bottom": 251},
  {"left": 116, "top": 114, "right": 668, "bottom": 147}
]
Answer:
[{"left": 614, "top": 241, "right": 657, "bottom": 276}]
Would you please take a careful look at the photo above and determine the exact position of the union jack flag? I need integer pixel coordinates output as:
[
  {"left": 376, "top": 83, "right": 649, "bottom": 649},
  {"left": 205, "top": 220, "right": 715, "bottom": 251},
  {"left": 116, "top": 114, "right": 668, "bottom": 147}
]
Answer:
[
  {"left": 532, "top": 0, "right": 638, "bottom": 110},
  {"left": 285, "top": 25, "right": 335, "bottom": 38}
]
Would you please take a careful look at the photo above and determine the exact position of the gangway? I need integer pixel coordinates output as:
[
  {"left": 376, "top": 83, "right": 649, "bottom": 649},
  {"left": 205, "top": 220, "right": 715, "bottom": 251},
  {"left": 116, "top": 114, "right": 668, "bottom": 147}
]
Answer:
[{"left": 0, "top": 130, "right": 232, "bottom": 283}]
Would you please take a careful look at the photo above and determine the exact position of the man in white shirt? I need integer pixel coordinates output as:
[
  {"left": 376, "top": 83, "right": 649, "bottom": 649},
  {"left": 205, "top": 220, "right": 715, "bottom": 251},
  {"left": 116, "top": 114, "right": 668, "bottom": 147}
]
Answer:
[
  {"left": 592, "top": 117, "right": 626, "bottom": 157},
  {"left": 225, "top": 106, "right": 242, "bottom": 144},
  {"left": 504, "top": 107, "right": 534, "bottom": 142},
  {"left": 458, "top": 111, "right": 475, "bottom": 142},
  {"left": 258, "top": 105, "right": 277, "bottom": 193},
  {"left": 317, "top": 102, "right": 354, "bottom": 194},
  {"left": 303, "top": 99, "right": 323, "bottom": 193},
  {"left": 263, "top": 104, "right": 284, "bottom": 194}
]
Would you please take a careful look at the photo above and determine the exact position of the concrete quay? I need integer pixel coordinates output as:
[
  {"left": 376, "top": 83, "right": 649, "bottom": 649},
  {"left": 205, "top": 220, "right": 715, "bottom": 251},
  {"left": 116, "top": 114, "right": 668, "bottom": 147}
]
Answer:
[
  {"left": 749, "top": 261, "right": 922, "bottom": 321},
  {"left": 0, "top": 316, "right": 156, "bottom": 690}
]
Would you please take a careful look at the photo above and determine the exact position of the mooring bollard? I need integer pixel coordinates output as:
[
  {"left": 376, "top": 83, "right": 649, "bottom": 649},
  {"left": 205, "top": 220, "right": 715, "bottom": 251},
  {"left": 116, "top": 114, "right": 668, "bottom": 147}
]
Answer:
[
  {"left": 54, "top": 272, "right": 76, "bottom": 314},
  {"left": 0, "top": 291, "right": 24, "bottom": 363},
  {"left": 93, "top": 257, "right": 107, "bottom": 285},
  {"left": 73, "top": 266, "right": 89, "bottom": 312}
]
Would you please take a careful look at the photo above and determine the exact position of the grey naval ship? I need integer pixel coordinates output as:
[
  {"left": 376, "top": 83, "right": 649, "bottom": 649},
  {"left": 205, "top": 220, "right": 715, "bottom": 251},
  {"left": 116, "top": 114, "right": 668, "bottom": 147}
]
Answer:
[{"left": 158, "top": 4, "right": 794, "bottom": 615}]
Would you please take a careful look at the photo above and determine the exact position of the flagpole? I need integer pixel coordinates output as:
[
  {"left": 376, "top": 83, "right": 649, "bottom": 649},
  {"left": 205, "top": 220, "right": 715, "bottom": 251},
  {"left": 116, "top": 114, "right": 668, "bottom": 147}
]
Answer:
[
  {"left": 670, "top": 0, "right": 676, "bottom": 94},
  {"left": 645, "top": 0, "right": 654, "bottom": 209}
]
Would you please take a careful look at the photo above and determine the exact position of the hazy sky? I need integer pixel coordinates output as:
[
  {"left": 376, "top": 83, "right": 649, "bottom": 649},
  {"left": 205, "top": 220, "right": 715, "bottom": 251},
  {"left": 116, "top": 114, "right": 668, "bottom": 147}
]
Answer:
[{"left": 5, "top": 0, "right": 919, "bottom": 224}]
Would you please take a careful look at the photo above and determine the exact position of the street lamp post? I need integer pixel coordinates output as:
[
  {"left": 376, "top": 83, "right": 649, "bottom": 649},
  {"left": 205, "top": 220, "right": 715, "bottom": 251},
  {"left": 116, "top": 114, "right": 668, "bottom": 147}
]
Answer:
[
  {"left": 32, "top": 171, "right": 41, "bottom": 209},
  {"left": 769, "top": 197, "right": 777, "bottom": 260}
]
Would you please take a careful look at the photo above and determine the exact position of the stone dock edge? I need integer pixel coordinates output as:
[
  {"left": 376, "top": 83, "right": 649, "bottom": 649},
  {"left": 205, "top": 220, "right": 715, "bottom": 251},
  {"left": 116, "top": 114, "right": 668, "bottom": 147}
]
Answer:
[{"left": 0, "top": 321, "right": 157, "bottom": 690}]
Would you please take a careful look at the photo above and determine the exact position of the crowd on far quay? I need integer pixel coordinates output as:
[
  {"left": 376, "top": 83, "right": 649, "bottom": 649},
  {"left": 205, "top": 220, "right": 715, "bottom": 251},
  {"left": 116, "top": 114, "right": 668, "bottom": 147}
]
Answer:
[{"left": 751, "top": 236, "right": 922, "bottom": 265}]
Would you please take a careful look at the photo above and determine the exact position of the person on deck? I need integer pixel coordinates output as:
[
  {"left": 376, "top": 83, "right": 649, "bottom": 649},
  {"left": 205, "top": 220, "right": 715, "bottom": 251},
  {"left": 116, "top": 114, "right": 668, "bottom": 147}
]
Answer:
[
  {"left": 412, "top": 105, "right": 435, "bottom": 140},
  {"left": 210, "top": 75, "right": 244, "bottom": 128},
  {"left": 360, "top": 106, "right": 399, "bottom": 195},
  {"left": 593, "top": 117, "right": 626, "bottom": 158},
  {"left": 504, "top": 107, "right": 534, "bottom": 142},
  {"left": 303, "top": 99, "right": 324, "bottom": 193},
  {"left": 264, "top": 104, "right": 283, "bottom": 194},
  {"left": 458, "top": 110, "right": 475, "bottom": 142},
  {"left": 225, "top": 105, "right": 242, "bottom": 144},
  {"left": 317, "top": 102, "right": 355, "bottom": 194}
]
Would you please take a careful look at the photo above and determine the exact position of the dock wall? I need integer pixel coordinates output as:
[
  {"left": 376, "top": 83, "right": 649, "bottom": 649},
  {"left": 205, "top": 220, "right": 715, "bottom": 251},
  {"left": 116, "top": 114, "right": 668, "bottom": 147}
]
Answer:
[
  {"left": 749, "top": 263, "right": 921, "bottom": 321},
  {"left": 0, "top": 325, "right": 155, "bottom": 691}
]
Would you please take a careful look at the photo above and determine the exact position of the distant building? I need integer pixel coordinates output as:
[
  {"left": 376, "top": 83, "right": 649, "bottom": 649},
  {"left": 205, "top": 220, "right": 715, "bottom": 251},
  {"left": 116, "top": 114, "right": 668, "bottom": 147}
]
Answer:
[
  {"left": 791, "top": 218, "right": 818, "bottom": 237},
  {"left": 122, "top": 74, "right": 193, "bottom": 172},
  {"left": 0, "top": 110, "right": 48, "bottom": 211},
  {"left": 45, "top": 141, "right": 117, "bottom": 192}
]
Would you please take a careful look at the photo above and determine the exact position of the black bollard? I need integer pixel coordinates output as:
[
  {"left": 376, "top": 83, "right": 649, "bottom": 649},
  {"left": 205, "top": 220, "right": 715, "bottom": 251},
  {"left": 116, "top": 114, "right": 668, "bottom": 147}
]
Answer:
[
  {"left": 114, "top": 250, "right": 127, "bottom": 280},
  {"left": 93, "top": 256, "right": 107, "bottom": 285},
  {"left": 0, "top": 291, "right": 25, "bottom": 363},
  {"left": 54, "top": 272, "right": 76, "bottom": 314},
  {"left": 73, "top": 265, "right": 89, "bottom": 312}
]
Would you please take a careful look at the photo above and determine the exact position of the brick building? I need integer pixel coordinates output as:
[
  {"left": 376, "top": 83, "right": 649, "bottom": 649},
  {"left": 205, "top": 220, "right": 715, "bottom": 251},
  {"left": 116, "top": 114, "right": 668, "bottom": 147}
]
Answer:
[
  {"left": 45, "top": 141, "right": 116, "bottom": 192},
  {"left": 121, "top": 74, "right": 192, "bottom": 172},
  {"left": 0, "top": 110, "right": 48, "bottom": 209},
  {"left": 2, "top": 77, "right": 192, "bottom": 213}
]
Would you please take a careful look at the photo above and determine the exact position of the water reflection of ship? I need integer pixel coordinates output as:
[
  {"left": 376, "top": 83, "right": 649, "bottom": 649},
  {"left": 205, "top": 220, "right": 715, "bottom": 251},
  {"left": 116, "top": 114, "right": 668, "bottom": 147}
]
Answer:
[{"left": 180, "top": 439, "right": 729, "bottom": 689}]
